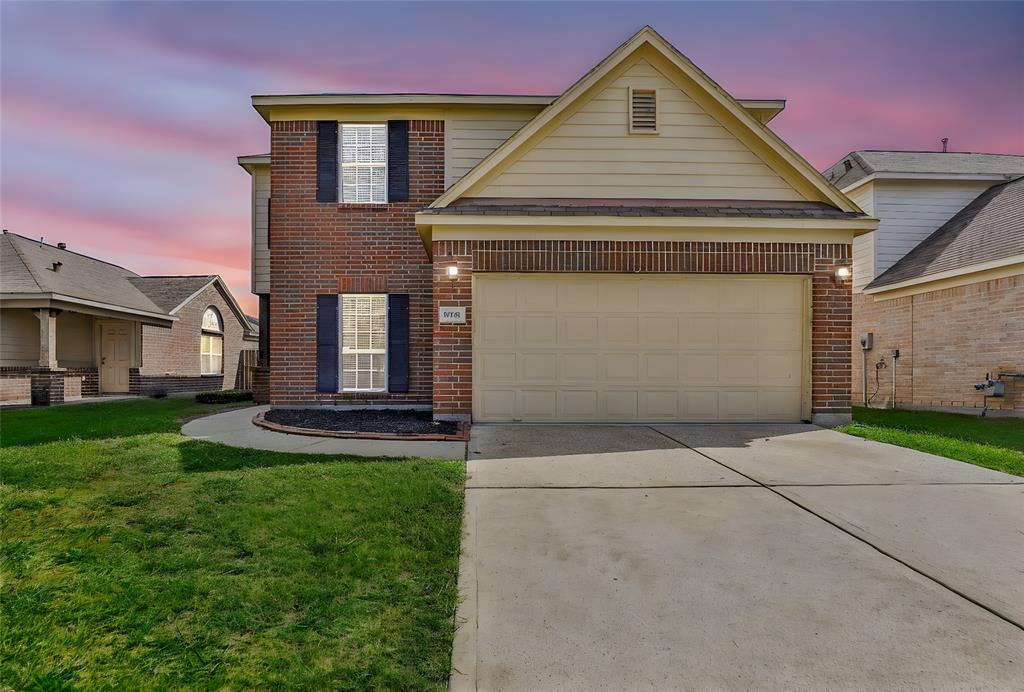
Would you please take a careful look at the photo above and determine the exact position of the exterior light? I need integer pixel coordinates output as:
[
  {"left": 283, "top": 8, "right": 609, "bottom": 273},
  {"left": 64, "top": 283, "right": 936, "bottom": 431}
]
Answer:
[
  {"left": 446, "top": 265, "right": 460, "bottom": 279},
  {"left": 836, "top": 266, "right": 851, "bottom": 281}
]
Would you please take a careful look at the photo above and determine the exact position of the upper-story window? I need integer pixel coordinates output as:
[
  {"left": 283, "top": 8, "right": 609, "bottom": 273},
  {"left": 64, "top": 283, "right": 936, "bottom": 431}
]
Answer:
[{"left": 340, "top": 124, "right": 387, "bottom": 203}]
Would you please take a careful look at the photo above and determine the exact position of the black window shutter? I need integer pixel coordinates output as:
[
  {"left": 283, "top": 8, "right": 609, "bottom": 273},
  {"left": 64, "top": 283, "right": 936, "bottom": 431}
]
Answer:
[
  {"left": 315, "top": 294, "right": 339, "bottom": 392},
  {"left": 387, "top": 120, "right": 409, "bottom": 202},
  {"left": 387, "top": 294, "right": 410, "bottom": 392},
  {"left": 316, "top": 121, "right": 338, "bottom": 203}
]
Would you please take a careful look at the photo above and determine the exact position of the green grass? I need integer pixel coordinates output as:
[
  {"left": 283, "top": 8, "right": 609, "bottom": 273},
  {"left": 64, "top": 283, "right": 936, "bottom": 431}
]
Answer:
[
  {"left": 0, "top": 399, "right": 464, "bottom": 689},
  {"left": 838, "top": 407, "right": 1024, "bottom": 477}
]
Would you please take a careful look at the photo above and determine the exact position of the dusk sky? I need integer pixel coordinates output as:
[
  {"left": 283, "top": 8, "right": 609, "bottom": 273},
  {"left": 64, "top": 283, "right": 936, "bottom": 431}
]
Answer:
[{"left": 3, "top": 2, "right": 1022, "bottom": 314}]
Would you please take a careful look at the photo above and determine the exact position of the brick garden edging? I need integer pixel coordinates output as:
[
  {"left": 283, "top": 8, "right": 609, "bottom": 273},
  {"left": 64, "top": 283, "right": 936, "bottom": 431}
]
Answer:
[{"left": 252, "top": 411, "right": 470, "bottom": 442}]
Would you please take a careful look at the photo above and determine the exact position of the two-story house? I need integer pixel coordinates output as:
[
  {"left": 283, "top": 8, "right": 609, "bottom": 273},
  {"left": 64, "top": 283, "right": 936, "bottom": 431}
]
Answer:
[
  {"left": 824, "top": 151, "right": 1024, "bottom": 413},
  {"left": 239, "top": 26, "right": 877, "bottom": 425}
]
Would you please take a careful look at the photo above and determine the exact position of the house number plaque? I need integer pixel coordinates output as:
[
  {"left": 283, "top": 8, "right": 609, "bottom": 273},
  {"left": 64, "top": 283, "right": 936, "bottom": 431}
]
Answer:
[{"left": 439, "top": 306, "right": 467, "bottom": 324}]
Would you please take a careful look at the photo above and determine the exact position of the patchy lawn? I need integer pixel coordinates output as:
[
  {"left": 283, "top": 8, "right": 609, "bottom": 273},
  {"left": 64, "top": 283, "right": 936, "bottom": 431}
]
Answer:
[
  {"left": 839, "top": 407, "right": 1024, "bottom": 478},
  {"left": 0, "top": 399, "right": 464, "bottom": 689}
]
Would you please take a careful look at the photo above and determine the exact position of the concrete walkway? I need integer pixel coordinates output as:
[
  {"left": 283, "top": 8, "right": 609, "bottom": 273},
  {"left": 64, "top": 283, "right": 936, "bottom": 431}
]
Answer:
[
  {"left": 454, "top": 424, "right": 1024, "bottom": 691},
  {"left": 181, "top": 406, "right": 466, "bottom": 459}
]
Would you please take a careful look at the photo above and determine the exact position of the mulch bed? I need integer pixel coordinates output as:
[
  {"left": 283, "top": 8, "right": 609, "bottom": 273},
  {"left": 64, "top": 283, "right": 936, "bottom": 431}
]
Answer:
[{"left": 262, "top": 408, "right": 462, "bottom": 438}]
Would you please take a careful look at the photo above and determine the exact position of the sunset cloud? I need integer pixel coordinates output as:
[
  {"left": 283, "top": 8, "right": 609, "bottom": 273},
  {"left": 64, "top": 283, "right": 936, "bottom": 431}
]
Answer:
[{"left": 3, "top": 1, "right": 1022, "bottom": 315}]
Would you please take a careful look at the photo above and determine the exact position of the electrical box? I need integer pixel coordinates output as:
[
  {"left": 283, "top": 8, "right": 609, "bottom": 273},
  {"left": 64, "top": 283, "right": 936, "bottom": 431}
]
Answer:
[{"left": 859, "top": 333, "right": 873, "bottom": 351}]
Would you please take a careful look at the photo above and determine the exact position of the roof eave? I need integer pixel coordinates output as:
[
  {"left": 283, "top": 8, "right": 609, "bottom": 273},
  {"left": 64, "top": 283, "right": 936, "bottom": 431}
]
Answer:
[{"left": 0, "top": 292, "right": 177, "bottom": 326}]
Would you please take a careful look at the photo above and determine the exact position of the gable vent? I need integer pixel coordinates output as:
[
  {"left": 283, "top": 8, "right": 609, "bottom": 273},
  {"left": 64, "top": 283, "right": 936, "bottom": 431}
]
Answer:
[{"left": 629, "top": 88, "right": 658, "bottom": 133}]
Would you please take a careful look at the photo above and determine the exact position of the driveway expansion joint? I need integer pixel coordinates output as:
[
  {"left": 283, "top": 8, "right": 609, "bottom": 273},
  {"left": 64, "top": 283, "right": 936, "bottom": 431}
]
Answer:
[{"left": 647, "top": 425, "right": 1024, "bottom": 633}]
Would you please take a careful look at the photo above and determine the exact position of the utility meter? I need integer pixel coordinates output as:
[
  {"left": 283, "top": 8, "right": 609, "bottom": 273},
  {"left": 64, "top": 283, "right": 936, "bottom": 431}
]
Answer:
[{"left": 859, "top": 333, "right": 873, "bottom": 351}]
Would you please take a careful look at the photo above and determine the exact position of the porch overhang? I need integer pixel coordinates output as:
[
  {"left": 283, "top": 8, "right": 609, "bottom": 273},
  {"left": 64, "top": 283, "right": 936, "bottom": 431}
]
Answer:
[
  {"left": 415, "top": 212, "right": 878, "bottom": 258},
  {"left": 0, "top": 293, "right": 176, "bottom": 327}
]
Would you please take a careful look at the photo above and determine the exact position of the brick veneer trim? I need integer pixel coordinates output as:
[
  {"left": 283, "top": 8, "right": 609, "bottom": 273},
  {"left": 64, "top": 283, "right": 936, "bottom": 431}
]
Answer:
[{"left": 433, "top": 240, "right": 852, "bottom": 418}]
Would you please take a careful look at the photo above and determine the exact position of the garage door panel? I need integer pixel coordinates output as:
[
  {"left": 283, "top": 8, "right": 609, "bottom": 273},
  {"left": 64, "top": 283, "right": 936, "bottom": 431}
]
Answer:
[
  {"left": 603, "top": 316, "right": 639, "bottom": 344},
  {"left": 519, "top": 316, "right": 558, "bottom": 345},
  {"left": 474, "top": 274, "right": 806, "bottom": 422},
  {"left": 681, "top": 354, "right": 719, "bottom": 384},
  {"left": 643, "top": 353, "right": 679, "bottom": 381},
  {"left": 520, "top": 353, "right": 558, "bottom": 382},
  {"left": 480, "top": 352, "right": 517, "bottom": 382},
  {"left": 481, "top": 316, "right": 516, "bottom": 345},
  {"left": 558, "top": 281, "right": 600, "bottom": 311},
  {"left": 641, "top": 316, "right": 680, "bottom": 345},
  {"left": 561, "top": 316, "right": 599, "bottom": 343},
  {"left": 680, "top": 317, "right": 719, "bottom": 347}
]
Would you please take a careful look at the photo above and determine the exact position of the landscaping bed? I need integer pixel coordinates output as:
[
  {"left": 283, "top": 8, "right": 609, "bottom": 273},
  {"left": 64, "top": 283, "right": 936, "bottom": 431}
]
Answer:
[{"left": 259, "top": 408, "right": 467, "bottom": 440}]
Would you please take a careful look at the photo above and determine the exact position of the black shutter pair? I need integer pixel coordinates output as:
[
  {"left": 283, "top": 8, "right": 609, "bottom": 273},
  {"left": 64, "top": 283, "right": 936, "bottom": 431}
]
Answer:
[
  {"left": 315, "top": 294, "right": 409, "bottom": 393},
  {"left": 315, "top": 121, "right": 408, "bottom": 203}
]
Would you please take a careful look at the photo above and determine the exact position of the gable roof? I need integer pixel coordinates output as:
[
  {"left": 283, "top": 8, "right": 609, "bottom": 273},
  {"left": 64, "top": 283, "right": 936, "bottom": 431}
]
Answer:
[
  {"left": 1, "top": 231, "right": 170, "bottom": 320},
  {"left": 431, "top": 26, "right": 860, "bottom": 213},
  {"left": 127, "top": 276, "right": 217, "bottom": 313},
  {"left": 824, "top": 151, "right": 1024, "bottom": 191},
  {"left": 866, "top": 176, "right": 1024, "bottom": 291},
  {"left": 129, "top": 275, "right": 254, "bottom": 335}
]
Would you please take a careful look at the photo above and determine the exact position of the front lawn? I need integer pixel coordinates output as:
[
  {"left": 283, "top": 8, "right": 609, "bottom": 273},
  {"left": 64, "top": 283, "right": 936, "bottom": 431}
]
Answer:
[
  {"left": 838, "top": 407, "right": 1024, "bottom": 477},
  {"left": 0, "top": 399, "right": 464, "bottom": 689}
]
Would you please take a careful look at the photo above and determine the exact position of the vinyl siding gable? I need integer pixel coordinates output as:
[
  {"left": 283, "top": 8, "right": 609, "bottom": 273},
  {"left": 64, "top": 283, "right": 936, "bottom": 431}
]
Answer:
[
  {"left": 252, "top": 166, "right": 270, "bottom": 293},
  {"left": 445, "top": 110, "right": 539, "bottom": 188},
  {"left": 872, "top": 179, "right": 994, "bottom": 279},
  {"left": 476, "top": 59, "right": 804, "bottom": 201},
  {"left": 847, "top": 183, "right": 876, "bottom": 291}
]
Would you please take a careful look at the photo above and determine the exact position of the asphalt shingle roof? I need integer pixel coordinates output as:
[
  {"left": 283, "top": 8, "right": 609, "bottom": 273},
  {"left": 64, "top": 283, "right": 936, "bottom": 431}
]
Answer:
[
  {"left": 423, "top": 198, "right": 864, "bottom": 219},
  {"left": 1, "top": 232, "right": 167, "bottom": 316},
  {"left": 824, "top": 151, "right": 1024, "bottom": 190},
  {"left": 866, "top": 177, "right": 1024, "bottom": 290},
  {"left": 127, "top": 276, "right": 215, "bottom": 313}
]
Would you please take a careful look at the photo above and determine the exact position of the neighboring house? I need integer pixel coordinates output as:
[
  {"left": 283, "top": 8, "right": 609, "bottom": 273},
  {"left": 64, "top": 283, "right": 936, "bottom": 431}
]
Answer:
[
  {"left": 0, "top": 231, "right": 257, "bottom": 405},
  {"left": 239, "top": 26, "right": 877, "bottom": 425},
  {"left": 823, "top": 151, "right": 1024, "bottom": 413}
]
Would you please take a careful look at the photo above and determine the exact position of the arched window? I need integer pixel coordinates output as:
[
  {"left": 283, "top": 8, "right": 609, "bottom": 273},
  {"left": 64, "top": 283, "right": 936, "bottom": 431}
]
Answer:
[{"left": 200, "top": 307, "right": 224, "bottom": 375}]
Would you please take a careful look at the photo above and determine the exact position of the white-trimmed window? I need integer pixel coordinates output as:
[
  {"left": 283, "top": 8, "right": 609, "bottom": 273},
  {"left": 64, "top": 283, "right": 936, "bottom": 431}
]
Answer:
[
  {"left": 201, "top": 307, "right": 224, "bottom": 375},
  {"left": 340, "top": 124, "right": 387, "bottom": 203},
  {"left": 340, "top": 294, "right": 387, "bottom": 391}
]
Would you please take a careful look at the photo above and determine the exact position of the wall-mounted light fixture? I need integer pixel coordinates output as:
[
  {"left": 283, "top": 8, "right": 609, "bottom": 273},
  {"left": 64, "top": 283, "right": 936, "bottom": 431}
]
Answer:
[
  {"left": 446, "top": 265, "right": 460, "bottom": 279},
  {"left": 835, "top": 266, "right": 851, "bottom": 283}
]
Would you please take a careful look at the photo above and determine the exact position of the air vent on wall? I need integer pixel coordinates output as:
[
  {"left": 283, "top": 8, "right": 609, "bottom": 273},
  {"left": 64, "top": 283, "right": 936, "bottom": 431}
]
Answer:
[{"left": 629, "top": 88, "right": 658, "bottom": 133}]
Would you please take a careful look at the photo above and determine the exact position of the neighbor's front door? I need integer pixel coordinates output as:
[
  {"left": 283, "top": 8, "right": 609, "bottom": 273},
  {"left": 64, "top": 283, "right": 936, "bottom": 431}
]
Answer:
[{"left": 99, "top": 322, "right": 132, "bottom": 393}]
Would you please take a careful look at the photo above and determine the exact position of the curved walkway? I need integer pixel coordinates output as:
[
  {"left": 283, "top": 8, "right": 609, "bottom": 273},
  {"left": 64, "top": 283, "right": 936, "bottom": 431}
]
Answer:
[{"left": 182, "top": 406, "right": 467, "bottom": 459}]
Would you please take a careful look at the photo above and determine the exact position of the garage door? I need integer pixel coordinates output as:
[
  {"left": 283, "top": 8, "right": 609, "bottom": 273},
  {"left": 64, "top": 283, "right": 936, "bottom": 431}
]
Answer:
[{"left": 473, "top": 274, "right": 809, "bottom": 422}]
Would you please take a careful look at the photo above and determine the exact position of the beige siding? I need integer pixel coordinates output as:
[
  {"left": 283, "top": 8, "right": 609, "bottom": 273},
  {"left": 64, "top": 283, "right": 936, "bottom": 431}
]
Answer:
[
  {"left": 0, "top": 308, "right": 40, "bottom": 366},
  {"left": 445, "top": 110, "right": 538, "bottom": 188},
  {"left": 847, "top": 183, "right": 875, "bottom": 291},
  {"left": 477, "top": 60, "right": 803, "bottom": 200},
  {"left": 56, "top": 312, "right": 94, "bottom": 367},
  {"left": 251, "top": 166, "right": 270, "bottom": 294},
  {"left": 872, "top": 179, "right": 994, "bottom": 279}
]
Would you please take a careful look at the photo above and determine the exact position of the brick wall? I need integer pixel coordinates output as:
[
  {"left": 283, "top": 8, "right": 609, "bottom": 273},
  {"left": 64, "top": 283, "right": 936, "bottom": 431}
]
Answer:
[
  {"left": 0, "top": 370, "right": 32, "bottom": 405},
  {"left": 140, "top": 283, "right": 247, "bottom": 393},
  {"left": 267, "top": 119, "right": 443, "bottom": 406},
  {"left": 853, "top": 274, "right": 1024, "bottom": 412},
  {"left": 433, "top": 240, "right": 852, "bottom": 420}
]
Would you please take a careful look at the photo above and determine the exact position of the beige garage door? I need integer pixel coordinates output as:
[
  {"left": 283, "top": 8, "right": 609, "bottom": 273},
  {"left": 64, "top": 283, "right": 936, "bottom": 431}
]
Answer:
[{"left": 473, "top": 274, "right": 809, "bottom": 422}]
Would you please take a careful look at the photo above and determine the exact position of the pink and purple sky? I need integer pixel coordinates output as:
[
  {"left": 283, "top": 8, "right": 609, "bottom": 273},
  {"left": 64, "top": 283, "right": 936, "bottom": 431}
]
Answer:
[{"left": 2, "top": 1, "right": 1022, "bottom": 314}]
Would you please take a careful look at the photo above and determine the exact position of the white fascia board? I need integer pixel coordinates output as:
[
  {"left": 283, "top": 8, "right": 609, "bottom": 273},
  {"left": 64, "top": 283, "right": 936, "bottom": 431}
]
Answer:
[{"left": 864, "top": 255, "right": 1024, "bottom": 295}]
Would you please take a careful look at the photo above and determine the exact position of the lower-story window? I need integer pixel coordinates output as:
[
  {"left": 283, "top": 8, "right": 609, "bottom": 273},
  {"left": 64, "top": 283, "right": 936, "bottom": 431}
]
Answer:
[
  {"left": 341, "top": 294, "right": 387, "bottom": 391},
  {"left": 200, "top": 333, "right": 223, "bottom": 375}
]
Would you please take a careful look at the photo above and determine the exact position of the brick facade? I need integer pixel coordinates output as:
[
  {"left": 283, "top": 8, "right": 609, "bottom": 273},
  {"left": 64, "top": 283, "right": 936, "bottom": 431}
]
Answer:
[
  {"left": 432, "top": 240, "right": 852, "bottom": 421},
  {"left": 139, "top": 283, "right": 252, "bottom": 395},
  {"left": 267, "top": 119, "right": 443, "bottom": 406},
  {"left": 853, "top": 274, "right": 1024, "bottom": 413}
]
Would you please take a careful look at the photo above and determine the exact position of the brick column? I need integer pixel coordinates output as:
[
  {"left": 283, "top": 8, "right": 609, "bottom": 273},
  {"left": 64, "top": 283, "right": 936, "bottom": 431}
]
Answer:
[
  {"left": 432, "top": 242, "right": 473, "bottom": 420},
  {"left": 30, "top": 369, "right": 65, "bottom": 406}
]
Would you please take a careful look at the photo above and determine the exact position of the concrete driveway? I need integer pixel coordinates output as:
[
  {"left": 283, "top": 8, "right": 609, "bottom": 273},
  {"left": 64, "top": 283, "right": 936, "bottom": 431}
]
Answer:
[{"left": 453, "top": 424, "right": 1024, "bottom": 691}]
